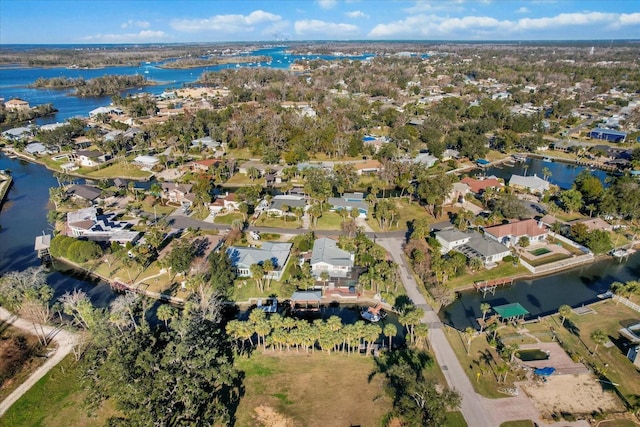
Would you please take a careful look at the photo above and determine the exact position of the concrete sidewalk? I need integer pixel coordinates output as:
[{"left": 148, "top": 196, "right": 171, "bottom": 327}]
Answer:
[{"left": 0, "top": 308, "right": 77, "bottom": 417}]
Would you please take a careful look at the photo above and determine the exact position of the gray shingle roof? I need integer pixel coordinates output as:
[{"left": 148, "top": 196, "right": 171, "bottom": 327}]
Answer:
[{"left": 310, "top": 238, "right": 353, "bottom": 267}]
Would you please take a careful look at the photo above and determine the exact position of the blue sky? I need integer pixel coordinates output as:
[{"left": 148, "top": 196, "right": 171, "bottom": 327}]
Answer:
[{"left": 1, "top": 0, "right": 638, "bottom": 44}]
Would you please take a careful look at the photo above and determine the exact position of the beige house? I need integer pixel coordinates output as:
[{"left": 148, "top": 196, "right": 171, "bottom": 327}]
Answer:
[{"left": 5, "top": 99, "right": 30, "bottom": 111}]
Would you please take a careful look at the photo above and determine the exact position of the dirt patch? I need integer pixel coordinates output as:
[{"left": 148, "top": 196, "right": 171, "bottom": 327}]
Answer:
[
  {"left": 254, "top": 406, "right": 297, "bottom": 427},
  {"left": 521, "top": 373, "right": 624, "bottom": 419},
  {"left": 0, "top": 325, "right": 46, "bottom": 400}
]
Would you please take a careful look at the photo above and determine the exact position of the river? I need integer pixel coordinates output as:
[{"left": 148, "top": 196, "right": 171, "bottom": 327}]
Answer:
[{"left": 0, "top": 46, "right": 374, "bottom": 124}]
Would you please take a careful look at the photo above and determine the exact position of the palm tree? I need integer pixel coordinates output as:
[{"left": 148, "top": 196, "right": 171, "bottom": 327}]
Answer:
[
  {"left": 464, "top": 327, "right": 475, "bottom": 356},
  {"left": 591, "top": 329, "right": 607, "bottom": 355},
  {"left": 156, "top": 304, "right": 176, "bottom": 330},
  {"left": 250, "top": 263, "right": 265, "bottom": 292},
  {"left": 414, "top": 323, "right": 429, "bottom": 349},
  {"left": 383, "top": 323, "right": 397, "bottom": 350},
  {"left": 542, "top": 167, "right": 552, "bottom": 181},
  {"left": 480, "top": 303, "right": 491, "bottom": 333},
  {"left": 496, "top": 363, "right": 509, "bottom": 383},
  {"left": 558, "top": 304, "right": 571, "bottom": 325},
  {"left": 523, "top": 164, "right": 529, "bottom": 177}
]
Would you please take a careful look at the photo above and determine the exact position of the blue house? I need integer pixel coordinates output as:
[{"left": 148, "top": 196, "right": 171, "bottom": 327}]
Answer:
[{"left": 588, "top": 128, "right": 627, "bottom": 143}]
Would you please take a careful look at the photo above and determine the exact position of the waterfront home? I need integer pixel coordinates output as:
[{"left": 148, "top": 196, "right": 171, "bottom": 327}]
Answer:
[
  {"left": 66, "top": 207, "right": 139, "bottom": 244},
  {"left": 569, "top": 218, "right": 613, "bottom": 233},
  {"left": 74, "top": 150, "right": 109, "bottom": 167},
  {"left": 67, "top": 184, "right": 102, "bottom": 204},
  {"left": 310, "top": 237, "right": 355, "bottom": 279},
  {"left": 267, "top": 195, "right": 306, "bottom": 216},
  {"left": 627, "top": 346, "right": 640, "bottom": 368},
  {"left": 88, "top": 106, "right": 123, "bottom": 118},
  {"left": 508, "top": 174, "right": 550, "bottom": 194},
  {"left": 25, "top": 142, "right": 50, "bottom": 156},
  {"left": 226, "top": 242, "right": 293, "bottom": 281},
  {"left": 484, "top": 218, "right": 548, "bottom": 247},
  {"left": 2, "top": 126, "right": 33, "bottom": 141},
  {"left": 433, "top": 229, "right": 511, "bottom": 266},
  {"left": 133, "top": 155, "right": 160, "bottom": 169},
  {"left": 4, "top": 99, "right": 30, "bottom": 111},
  {"left": 460, "top": 176, "right": 504, "bottom": 195}
]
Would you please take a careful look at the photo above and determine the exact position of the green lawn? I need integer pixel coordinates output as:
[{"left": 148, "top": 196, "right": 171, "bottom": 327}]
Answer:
[
  {"left": 314, "top": 211, "right": 344, "bottom": 230},
  {"left": 235, "top": 352, "right": 392, "bottom": 426},
  {"left": 86, "top": 163, "right": 153, "bottom": 179},
  {"left": 443, "top": 326, "right": 524, "bottom": 399},
  {"left": 0, "top": 355, "right": 118, "bottom": 427},
  {"left": 445, "top": 411, "right": 468, "bottom": 427},
  {"left": 368, "top": 197, "right": 434, "bottom": 233},
  {"left": 500, "top": 421, "right": 534, "bottom": 427},
  {"left": 525, "top": 252, "right": 571, "bottom": 267},
  {"left": 223, "top": 173, "right": 258, "bottom": 186},
  {"left": 256, "top": 215, "right": 301, "bottom": 229},
  {"left": 213, "top": 212, "right": 245, "bottom": 225},
  {"left": 446, "top": 263, "right": 529, "bottom": 291}
]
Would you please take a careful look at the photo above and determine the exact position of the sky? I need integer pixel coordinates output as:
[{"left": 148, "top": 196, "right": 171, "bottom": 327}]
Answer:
[{"left": 0, "top": 0, "right": 638, "bottom": 44}]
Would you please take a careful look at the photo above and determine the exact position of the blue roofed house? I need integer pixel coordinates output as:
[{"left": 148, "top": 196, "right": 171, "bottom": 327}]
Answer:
[
  {"left": 588, "top": 128, "right": 627, "bottom": 143},
  {"left": 328, "top": 192, "right": 369, "bottom": 218},
  {"left": 226, "top": 242, "right": 293, "bottom": 281},
  {"left": 310, "top": 237, "right": 355, "bottom": 278}
]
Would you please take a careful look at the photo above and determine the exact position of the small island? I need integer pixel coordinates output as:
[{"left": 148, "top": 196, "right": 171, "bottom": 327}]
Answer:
[
  {"left": 158, "top": 55, "right": 271, "bottom": 69},
  {"left": 29, "top": 75, "right": 155, "bottom": 97}
]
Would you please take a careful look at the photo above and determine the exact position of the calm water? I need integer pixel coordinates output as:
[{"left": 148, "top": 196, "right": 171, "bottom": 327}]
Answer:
[
  {"left": 482, "top": 157, "right": 611, "bottom": 190},
  {"left": 439, "top": 253, "right": 640, "bottom": 330},
  {"left": 0, "top": 154, "right": 115, "bottom": 306},
  {"left": 0, "top": 46, "right": 373, "bottom": 123}
]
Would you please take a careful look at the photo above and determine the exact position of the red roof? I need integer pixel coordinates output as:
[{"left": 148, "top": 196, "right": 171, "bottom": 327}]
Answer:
[
  {"left": 484, "top": 219, "right": 548, "bottom": 238},
  {"left": 461, "top": 177, "right": 503, "bottom": 194},
  {"left": 193, "top": 158, "right": 223, "bottom": 168}
]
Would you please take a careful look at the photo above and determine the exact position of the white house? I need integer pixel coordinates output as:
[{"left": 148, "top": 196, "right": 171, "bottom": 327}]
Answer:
[
  {"left": 75, "top": 150, "right": 108, "bottom": 167},
  {"left": 414, "top": 153, "right": 438, "bottom": 168},
  {"left": 133, "top": 155, "right": 160, "bottom": 169},
  {"left": 509, "top": 174, "right": 550, "bottom": 194},
  {"left": 310, "top": 238, "right": 355, "bottom": 278},
  {"left": 66, "top": 207, "right": 139, "bottom": 243},
  {"left": 226, "top": 242, "right": 292, "bottom": 281},
  {"left": 434, "top": 229, "right": 511, "bottom": 266}
]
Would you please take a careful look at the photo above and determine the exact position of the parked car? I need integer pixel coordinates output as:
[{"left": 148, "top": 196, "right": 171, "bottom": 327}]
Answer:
[{"left": 250, "top": 231, "right": 261, "bottom": 240}]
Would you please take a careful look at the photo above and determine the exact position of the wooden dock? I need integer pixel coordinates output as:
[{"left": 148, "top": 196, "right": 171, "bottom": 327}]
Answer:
[{"left": 473, "top": 277, "right": 514, "bottom": 297}]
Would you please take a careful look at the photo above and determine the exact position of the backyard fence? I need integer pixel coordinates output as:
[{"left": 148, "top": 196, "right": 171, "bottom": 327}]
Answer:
[
  {"left": 520, "top": 252, "right": 594, "bottom": 274},
  {"left": 612, "top": 295, "right": 640, "bottom": 313}
]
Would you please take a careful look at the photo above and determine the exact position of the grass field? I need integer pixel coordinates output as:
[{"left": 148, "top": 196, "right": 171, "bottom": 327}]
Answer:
[
  {"left": 525, "top": 252, "right": 571, "bottom": 267},
  {"left": 256, "top": 215, "right": 301, "bottom": 229},
  {"left": 0, "top": 355, "right": 118, "bottom": 427},
  {"left": 214, "top": 212, "right": 245, "bottom": 225},
  {"left": 367, "top": 197, "right": 434, "bottom": 233},
  {"left": 446, "top": 263, "right": 529, "bottom": 290},
  {"left": 314, "top": 211, "right": 344, "bottom": 230},
  {"left": 443, "top": 326, "right": 523, "bottom": 399},
  {"left": 86, "top": 163, "right": 153, "bottom": 179}
]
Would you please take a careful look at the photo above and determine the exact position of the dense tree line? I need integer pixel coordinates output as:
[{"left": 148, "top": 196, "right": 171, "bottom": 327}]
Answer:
[{"left": 0, "top": 103, "right": 56, "bottom": 127}]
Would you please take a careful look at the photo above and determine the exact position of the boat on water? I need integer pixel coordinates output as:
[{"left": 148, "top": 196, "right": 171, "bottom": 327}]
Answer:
[
  {"left": 597, "top": 291, "right": 613, "bottom": 299},
  {"left": 361, "top": 303, "right": 387, "bottom": 322},
  {"left": 542, "top": 156, "right": 553, "bottom": 162},
  {"left": 512, "top": 154, "right": 527, "bottom": 162}
]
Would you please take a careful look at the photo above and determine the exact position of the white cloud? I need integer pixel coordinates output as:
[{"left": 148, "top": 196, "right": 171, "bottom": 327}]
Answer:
[
  {"left": 317, "top": 0, "right": 337, "bottom": 9},
  {"left": 404, "top": 0, "right": 465, "bottom": 14},
  {"left": 171, "top": 10, "right": 282, "bottom": 33},
  {"left": 81, "top": 30, "right": 168, "bottom": 43},
  {"left": 369, "top": 11, "right": 640, "bottom": 39},
  {"left": 515, "top": 7, "right": 530, "bottom": 14},
  {"left": 121, "top": 19, "right": 150, "bottom": 29},
  {"left": 345, "top": 10, "right": 368, "bottom": 19},
  {"left": 294, "top": 19, "right": 359, "bottom": 37}
]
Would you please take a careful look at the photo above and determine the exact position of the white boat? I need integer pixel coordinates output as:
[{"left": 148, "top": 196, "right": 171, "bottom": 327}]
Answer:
[
  {"left": 361, "top": 304, "right": 387, "bottom": 322},
  {"left": 597, "top": 291, "right": 613, "bottom": 299},
  {"left": 542, "top": 157, "right": 553, "bottom": 162}
]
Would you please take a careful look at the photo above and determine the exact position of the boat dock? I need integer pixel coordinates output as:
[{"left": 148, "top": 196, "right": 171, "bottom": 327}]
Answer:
[
  {"left": 0, "top": 170, "right": 13, "bottom": 210},
  {"left": 474, "top": 277, "right": 514, "bottom": 297}
]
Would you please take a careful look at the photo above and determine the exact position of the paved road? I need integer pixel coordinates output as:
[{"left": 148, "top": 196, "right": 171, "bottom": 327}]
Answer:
[
  {"left": 377, "top": 237, "right": 497, "bottom": 427},
  {"left": 0, "top": 307, "right": 77, "bottom": 417}
]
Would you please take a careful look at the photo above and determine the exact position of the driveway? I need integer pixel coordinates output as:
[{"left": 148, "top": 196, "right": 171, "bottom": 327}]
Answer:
[{"left": 0, "top": 308, "right": 77, "bottom": 417}]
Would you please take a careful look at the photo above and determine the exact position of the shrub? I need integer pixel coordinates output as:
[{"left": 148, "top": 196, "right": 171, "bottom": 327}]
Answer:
[
  {"left": 49, "top": 235, "right": 76, "bottom": 258},
  {"left": 66, "top": 240, "right": 103, "bottom": 263}
]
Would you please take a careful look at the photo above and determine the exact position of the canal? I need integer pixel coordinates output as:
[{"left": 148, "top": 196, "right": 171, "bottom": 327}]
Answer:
[{"left": 1, "top": 152, "right": 638, "bottom": 326}]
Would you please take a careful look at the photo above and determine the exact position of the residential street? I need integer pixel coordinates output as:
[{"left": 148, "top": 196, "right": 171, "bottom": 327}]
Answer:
[{"left": 0, "top": 307, "right": 77, "bottom": 417}]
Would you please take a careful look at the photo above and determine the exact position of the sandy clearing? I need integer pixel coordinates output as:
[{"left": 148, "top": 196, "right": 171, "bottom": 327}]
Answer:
[{"left": 521, "top": 373, "right": 624, "bottom": 419}]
